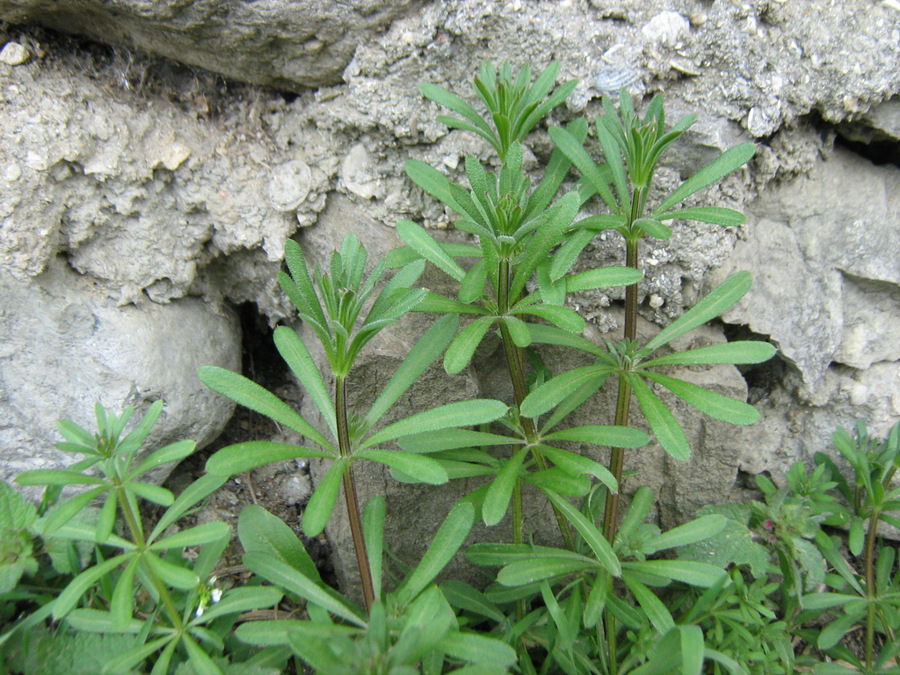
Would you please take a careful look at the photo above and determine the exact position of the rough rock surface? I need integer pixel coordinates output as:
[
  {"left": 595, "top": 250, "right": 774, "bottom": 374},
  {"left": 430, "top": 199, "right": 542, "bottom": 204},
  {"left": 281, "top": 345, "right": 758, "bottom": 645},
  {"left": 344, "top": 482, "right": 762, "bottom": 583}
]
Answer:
[
  {"left": 1, "top": 0, "right": 899, "bottom": 589},
  {"left": 0, "top": 1, "right": 423, "bottom": 89},
  {"left": 0, "top": 257, "right": 240, "bottom": 496}
]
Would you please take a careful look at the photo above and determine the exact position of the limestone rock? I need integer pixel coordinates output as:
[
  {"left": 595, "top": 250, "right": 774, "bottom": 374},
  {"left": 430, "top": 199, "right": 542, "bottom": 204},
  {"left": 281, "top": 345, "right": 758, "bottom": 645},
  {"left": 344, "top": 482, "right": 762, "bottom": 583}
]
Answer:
[
  {"left": 0, "top": 258, "right": 240, "bottom": 497},
  {"left": 0, "top": 1, "right": 420, "bottom": 90}
]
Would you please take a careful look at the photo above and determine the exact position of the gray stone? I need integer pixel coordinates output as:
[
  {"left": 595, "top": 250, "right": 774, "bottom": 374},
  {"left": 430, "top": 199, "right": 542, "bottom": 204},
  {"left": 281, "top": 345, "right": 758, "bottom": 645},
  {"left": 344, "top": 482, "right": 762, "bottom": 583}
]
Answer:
[
  {"left": 0, "top": 1, "right": 421, "bottom": 89},
  {"left": 0, "top": 258, "right": 240, "bottom": 498}
]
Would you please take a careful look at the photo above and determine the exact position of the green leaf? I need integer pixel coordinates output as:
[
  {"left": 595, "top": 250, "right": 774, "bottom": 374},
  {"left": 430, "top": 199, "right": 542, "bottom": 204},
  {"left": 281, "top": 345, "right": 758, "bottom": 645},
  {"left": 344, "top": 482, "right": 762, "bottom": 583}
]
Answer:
[
  {"left": 363, "top": 497, "right": 385, "bottom": 596},
  {"left": 503, "top": 315, "right": 532, "bottom": 348},
  {"left": 544, "top": 425, "right": 650, "bottom": 449},
  {"left": 125, "top": 481, "right": 174, "bottom": 507},
  {"left": 643, "top": 272, "right": 753, "bottom": 353},
  {"left": 527, "top": 323, "right": 605, "bottom": 357},
  {"left": 544, "top": 489, "right": 621, "bottom": 575},
  {"left": 521, "top": 365, "right": 613, "bottom": 418},
  {"left": 848, "top": 517, "right": 864, "bottom": 556},
  {"left": 0, "top": 480, "right": 37, "bottom": 532},
  {"left": 356, "top": 449, "right": 448, "bottom": 485},
  {"left": 642, "top": 371, "right": 760, "bottom": 425},
  {"left": 818, "top": 608, "right": 867, "bottom": 650},
  {"left": 437, "top": 631, "right": 518, "bottom": 669},
  {"left": 364, "top": 315, "right": 459, "bottom": 429},
  {"left": 624, "top": 560, "right": 727, "bottom": 587},
  {"left": 244, "top": 551, "right": 366, "bottom": 627},
  {"left": 497, "top": 557, "right": 596, "bottom": 586},
  {"left": 658, "top": 206, "right": 746, "bottom": 227},
  {"left": 653, "top": 143, "right": 756, "bottom": 216},
  {"left": 129, "top": 440, "right": 195, "bottom": 479},
  {"left": 360, "top": 399, "right": 508, "bottom": 451},
  {"left": 206, "top": 441, "right": 334, "bottom": 476},
  {"left": 274, "top": 326, "right": 338, "bottom": 437},
  {"left": 144, "top": 551, "right": 198, "bottom": 589},
  {"left": 54, "top": 553, "right": 131, "bottom": 620},
  {"left": 149, "top": 473, "right": 227, "bottom": 542},
  {"left": 511, "top": 304, "right": 584, "bottom": 333},
  {"left": 641, "top": 515, "right": 727, "bottom": 554},
  {"left": 302, "top": 459, "right": 346, "bottom": 537},
  {"left": 239, "top": 504, "right": 321, "bottom": 582},
  {"left": 534, "top": 444, "right": 618, "bottom": 492},
  {"left": 459, "top": 259, "right": 488, "bottom": 303},
  {"left": 395, "top": 501, "right": 475, "bottom": 606},
  {"left": 151, "top": 522, "right": 230, "bottom": 551},
  {"left": 524, "top": 468, "right": 591, "bottom": 497},
  {"left": 420, "top": 82, "right": 494, "bottom": 139},
  {"left": 549, "top": 228, "right": 595, "bottom": 282},
  {"left": 417, "top": 291, "right": 490, "bottom": 315},
  {"left": 483, "top": 447, "right": 528, "bottom": 526},
  {"left": 440, "top": 581, "right": 507, "bottom": 624},
  {"left": 641, "top": 341, "right": 776, "bottom": 367},
  {"left": 397, "top": 220, "right": 466, "bottom": 282},
  {"left": 399, "top": 429, "right": 515, "bottom": 453},
  {"left": 629, "top": 374, "right": 691, "bottom": 461},
  {"left": 633, "top": 218, "right": 672, "bottom": 240},
  {"left": 110, "top": 556, "right": 139, "bottom": 628},
  {"left": 564, "top": 266, "right": 643, "bottom": 292},
  {"left": 40, "top": 486, "right": 107, "bottom": 534},
  {"left": 624, "top": 577, "right": 674, "bottom": 633},
  {"left": 198, "top": 366, "right": 334, "bottom": 452},
  {"left": 192, "top": 585, "right": 283, "bottom": 625},
  {"left": 15, "top": 469, "right": 104, "bottom": 486},
  {"left": 444, "top": 316, "right": 496, "bottom": 374},
  {"left": 549, "top": 126, "right": 618, "bottom": 212}
]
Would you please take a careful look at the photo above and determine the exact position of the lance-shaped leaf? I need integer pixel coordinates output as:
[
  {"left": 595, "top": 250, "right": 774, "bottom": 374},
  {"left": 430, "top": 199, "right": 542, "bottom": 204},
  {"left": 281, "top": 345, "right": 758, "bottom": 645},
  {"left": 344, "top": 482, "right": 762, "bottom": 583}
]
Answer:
[
  {"left": 362, "top": 497, "right": 385, "bottom": 597},
  {"left": 511, "top": 303, "right": 585, "bottom": 333},
  {"left": 145, "top": 551, "right": 198, "bottom": 589},
  {"left": 129, "top": 440, "right": 195, "bottom": 479},
  {"left": 394, "top": 501, "right": 476, "bottom": 607},
  {"left": 356, "top": 449, "right": 448, "bottom": 485},
  {"left": 544, "top": 425, "right": 650, "bottom": 449},
  {"left": 497, "top": 556, "right": 598, "bottom": 586},
  {"left": 642, "top": 371, "right": 761, "bottom": 425},
  {"left": 149, "top": 473, "right": 227, "bottom": 541},
  {"left": 150, "top": 522, "right": 230, "bottom": 551},
  {"left": 623, "top": 577, "right": 673, "bottom": 634},
  {"left": 417, "top": 291, "right": 490, "bottom": 315},
  {"left": 302, "top": 458, "right": 347, "bottom": 537},
  {"left": 549, "top": 126, "right": 619, "bottom": 213},
  {"left": 623, "top": 559, "right": 727, "bottom": 587},
  {"left": 641, "top": 341, "right": 775, "bottom": 367},
  {"left": 198, "top": 366, "right": 334, "bottom": 453},
  {"left": 658, "top": 206, "right": 746, "bottom": 227},
  {"left": 549, "top": 228, "right": 596, "bottom": 282},
  {"left": 482, "top": 447, "right": 529, "bottom": 526},
  {"left": 283, "top": 240, "right": 328, "bottom": 331},
  {"left": 628, "top": 374, "right": 691, "bottom": 461},
  {"left": 565, "top": 266, "right": 643, "bottom": 292},
  {"left": 521, "top": 365, "right": 614, "bottom": 418},
  {"left": 534, "top": 444, "right": 618, "bottom": 492},
  {"left": 642, "top": 272, "right": 753, "bottom": 353},
  {"left": 510, "top": 192, "right": 581, "bottom": 299},
  {"left": 420, "top": 82, "right": 495, "bottom": 141},
  {"left": 273, "top": 326, "right": 337, "bottom": 437},
  {"left": 238, "top": 504, "right": 321, "bottom": 583},
  {"left": 359, "top": 399, "right": 507, "bottom": 451},
  {"left": 527, "top": 323, "right": 606, "bottom": 357},
  {"left": 443, "top": 316, "right": 497, "bottom": 374},
  {"left": 437, "top": 631, "right": 518, "bottom": 670},
  {"left": 243, "top": 551, "right": 366, "bottom": 627},
  {"left": 459, "top": 259, "right": 488, "bottom": 303},
  {"left": 653, "top": 142, "right": 756, "bottom": 216},
  {"left": 545, "top": 489, "right": 621, "bottom": 576},
  {"left": 399, "top": 429, "right": 515, "bottom": 454},
  {"left": 640, "top": 514, "right": 727, "bottom": 555},
  {"left": 397, "top": 220, "right": 466, "bottom": 282},
  {"left": 206, "top": 441, "right": 334, "bottom": 476},
  {"left": 363, "top": 314, "right": 458, "bottom": 431}
]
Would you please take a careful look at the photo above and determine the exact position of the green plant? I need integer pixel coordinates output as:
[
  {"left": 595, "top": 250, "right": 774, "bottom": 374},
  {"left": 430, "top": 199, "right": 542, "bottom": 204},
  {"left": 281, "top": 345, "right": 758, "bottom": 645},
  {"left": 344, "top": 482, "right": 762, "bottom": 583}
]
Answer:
[
  {"left": 803, "top": 420, "right": 900, "bottom": 674},
  {"left": 3, "top": 403, "right": 282, "bottom": 674}
]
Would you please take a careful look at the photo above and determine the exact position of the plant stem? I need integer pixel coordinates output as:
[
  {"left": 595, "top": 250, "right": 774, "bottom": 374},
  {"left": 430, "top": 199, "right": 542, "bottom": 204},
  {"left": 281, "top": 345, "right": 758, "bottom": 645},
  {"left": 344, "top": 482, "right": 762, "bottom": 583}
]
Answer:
[
  {"left": 335, "top": 375, "right": 376, "bottom": 613},
  {"left": 118, "top": 489, "right": 183, "bottom": 631},
  {"left": 865, "top": 510, "right": 879, "bottom": 671},
  {"left": 497, "top": 259, "right": 576, "bottom": 552}
]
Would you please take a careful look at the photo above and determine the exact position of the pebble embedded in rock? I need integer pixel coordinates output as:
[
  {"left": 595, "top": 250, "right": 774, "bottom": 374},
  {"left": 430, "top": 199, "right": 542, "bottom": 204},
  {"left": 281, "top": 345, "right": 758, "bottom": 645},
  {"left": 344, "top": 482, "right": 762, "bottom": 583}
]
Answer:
[
  {"left": 0, "top": 42, "right": 31, "bottom": 66},
  {"left": 268, "top": 159, "right": 312, "bottom": 211}
]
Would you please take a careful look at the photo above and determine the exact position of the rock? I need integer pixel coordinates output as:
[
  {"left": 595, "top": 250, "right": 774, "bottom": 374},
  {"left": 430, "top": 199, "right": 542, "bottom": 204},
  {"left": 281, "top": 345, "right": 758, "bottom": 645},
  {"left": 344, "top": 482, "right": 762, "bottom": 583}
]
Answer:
[
  {"left": 268, "top": 160, "right": 312, "bottom": 212},
  {"left": 0, "top": 42, "right": 30, "bottom": 65},
  {"left": 0, "top": 258, "right": 240, "bottom": 499},
  {"left": 641, "top": 11, "right": 690, "bottom": 47},
  {"left": 0, "top": 1, "right": 419, "bottom": 89},
  {"left": 714, "top": 148, "right": 900, "bottom": 402}
]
